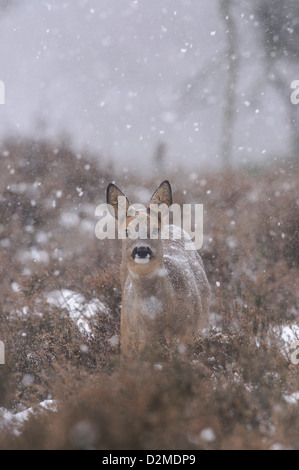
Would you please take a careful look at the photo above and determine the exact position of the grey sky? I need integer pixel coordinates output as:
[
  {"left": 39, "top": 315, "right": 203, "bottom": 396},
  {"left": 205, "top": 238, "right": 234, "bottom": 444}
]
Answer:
[{"left": 0, "top": 0, "right": 296, "bottom": 172}]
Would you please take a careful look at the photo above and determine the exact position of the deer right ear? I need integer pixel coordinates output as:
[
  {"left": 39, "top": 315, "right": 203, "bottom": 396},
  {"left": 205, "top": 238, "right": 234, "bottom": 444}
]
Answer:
[
  {"left": 150, "top": 180, "right": 172, "bottom": 207},
  {"left": 106, "top": 183, "right": 130, "bottom": 220}
]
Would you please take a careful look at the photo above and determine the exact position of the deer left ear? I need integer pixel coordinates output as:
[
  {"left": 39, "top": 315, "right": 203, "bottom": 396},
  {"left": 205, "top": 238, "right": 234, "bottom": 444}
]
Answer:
[
  {"left": 150, "top": 180, "right": 172, "bottom": 207},
  {"left": 106, "top": 183, "right": 130, "bottom": 220}
]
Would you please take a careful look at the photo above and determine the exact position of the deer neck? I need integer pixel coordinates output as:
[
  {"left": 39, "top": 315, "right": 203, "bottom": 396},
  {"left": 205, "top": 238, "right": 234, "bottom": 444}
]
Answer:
[{"left": 128, "top": 265, "right": 165, "bottom": 287}]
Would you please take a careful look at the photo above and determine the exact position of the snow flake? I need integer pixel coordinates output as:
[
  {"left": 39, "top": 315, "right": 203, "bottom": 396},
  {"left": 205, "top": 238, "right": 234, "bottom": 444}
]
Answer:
[{"left": 200, "top": 428, "right": 216, "bottom": 442}]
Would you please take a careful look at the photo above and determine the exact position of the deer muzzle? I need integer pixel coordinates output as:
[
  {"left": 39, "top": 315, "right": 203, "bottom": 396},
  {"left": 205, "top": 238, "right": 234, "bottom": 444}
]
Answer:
[{"left": 132, "top": 246, "right": 153, "bottom": 264}]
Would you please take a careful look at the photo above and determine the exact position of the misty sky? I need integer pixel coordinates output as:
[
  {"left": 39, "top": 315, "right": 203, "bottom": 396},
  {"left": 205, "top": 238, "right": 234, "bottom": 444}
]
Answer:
[{"left": 0, "top": 0, "right": 297, "bottom": 172}]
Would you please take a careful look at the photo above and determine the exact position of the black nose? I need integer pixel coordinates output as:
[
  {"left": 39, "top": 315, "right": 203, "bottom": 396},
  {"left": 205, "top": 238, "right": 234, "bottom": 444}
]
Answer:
[{"left": 132, "top": 246, "right": 152, "bottom": 259}]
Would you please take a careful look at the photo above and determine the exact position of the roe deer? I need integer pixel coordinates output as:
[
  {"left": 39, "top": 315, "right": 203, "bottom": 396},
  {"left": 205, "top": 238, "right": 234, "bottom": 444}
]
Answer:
[{"left": 106, "top": 180, "right": 210, "bottom": 356}]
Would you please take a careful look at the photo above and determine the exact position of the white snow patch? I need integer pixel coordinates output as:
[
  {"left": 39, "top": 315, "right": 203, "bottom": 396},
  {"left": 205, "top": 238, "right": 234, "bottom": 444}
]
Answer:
[
  {"left": 283, "top": 392, "right": 299, "bottom": 405},
  {"left": 76, "top": 186, "right": 84, "bottom": 197},
  {"left": 47, "top": 289, "right": 109, "bottom": 333},
  {"left": 272, "top": 324, "right": 299, "bottom": 359},
  {"left": 11, "top": 282, "right": 21, "bottom": 293},
  {"left": 0, "top": 400, "right": 57, "bottom": 436},
  {"left": 280, "top": 325, "right": 299, "bottom": 344}
]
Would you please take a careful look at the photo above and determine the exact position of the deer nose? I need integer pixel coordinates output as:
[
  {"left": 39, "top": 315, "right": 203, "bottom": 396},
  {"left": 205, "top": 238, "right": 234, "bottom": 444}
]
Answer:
[{"left": 132, "top": 246, "right": 153, "bottom": 261}]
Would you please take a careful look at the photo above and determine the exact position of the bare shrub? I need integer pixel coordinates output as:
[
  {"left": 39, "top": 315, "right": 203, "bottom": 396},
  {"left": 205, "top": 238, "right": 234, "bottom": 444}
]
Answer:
[{"left": 0, "top": 138, "right": 298, "bottom": 449}]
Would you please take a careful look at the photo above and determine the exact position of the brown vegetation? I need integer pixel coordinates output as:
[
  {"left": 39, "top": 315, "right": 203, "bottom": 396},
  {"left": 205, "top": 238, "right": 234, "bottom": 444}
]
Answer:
[{"left": 0, "top": 138, "right": 298, "bottom": 449}]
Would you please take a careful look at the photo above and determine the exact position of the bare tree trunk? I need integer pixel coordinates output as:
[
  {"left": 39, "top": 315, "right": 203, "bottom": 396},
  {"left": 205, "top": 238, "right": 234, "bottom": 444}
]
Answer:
[
  {"left": 267, "top": 65, "right": 299, "bottom": 162},
  {"left": 219, "top": 0, "right": 239, "bottom": 170}
]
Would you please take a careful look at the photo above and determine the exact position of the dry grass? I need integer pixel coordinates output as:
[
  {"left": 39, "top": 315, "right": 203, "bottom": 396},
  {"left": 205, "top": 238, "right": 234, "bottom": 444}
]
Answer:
[{"left": 0, "top": 137, "right": 298, "bottom": 449}]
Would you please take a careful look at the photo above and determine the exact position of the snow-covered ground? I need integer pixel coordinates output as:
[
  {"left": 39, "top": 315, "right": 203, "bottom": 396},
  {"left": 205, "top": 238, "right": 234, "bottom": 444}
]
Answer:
[
  {"left": 2, "top": 282, "right": 298, "bottom": 440},
  {"left": 0, "top": 400, "right": 57, "bottom": 436},
  {"left": 0, "top": 290, "right": 114, "bottom": 438},
  {"left": 47, "top": 288, "right": 110, "bottom": 334},
  {"left": 273, "top": 324, "right": 299, "bottom": 360},
  {"left": 2, "top": 301, "right": 299, "bottom": 439}
]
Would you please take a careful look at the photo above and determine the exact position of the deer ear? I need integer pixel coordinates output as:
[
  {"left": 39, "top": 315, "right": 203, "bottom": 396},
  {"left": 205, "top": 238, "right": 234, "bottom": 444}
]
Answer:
[
  {"left": 106, "top": 183, "right": 130, "bottom": 220},
  {"left": 150, "top": 180, "right": 172, "bottom": 207}
]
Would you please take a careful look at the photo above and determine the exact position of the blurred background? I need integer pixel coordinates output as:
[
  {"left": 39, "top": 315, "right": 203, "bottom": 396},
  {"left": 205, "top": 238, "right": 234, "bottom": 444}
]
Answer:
[
  {"left": 1, "top": 0, "right": 299, "bottom": 172},
  {"left": 0, "top": 0, "right": 299, "bottom": 450}
]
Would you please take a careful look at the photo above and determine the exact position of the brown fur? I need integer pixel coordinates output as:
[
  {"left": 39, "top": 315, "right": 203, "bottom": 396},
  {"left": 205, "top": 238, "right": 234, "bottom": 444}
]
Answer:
[{"left": 107, "top": 181, "right": 210, "bottom": 357}]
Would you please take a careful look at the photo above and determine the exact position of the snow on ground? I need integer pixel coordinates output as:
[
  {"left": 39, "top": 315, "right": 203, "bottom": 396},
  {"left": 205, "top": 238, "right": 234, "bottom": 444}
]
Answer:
[
  {"left": 283, "top": 392, "right": 299, "bottom": 405},
  {"left": 1, "top": 321, "right": 298, "bottom": 439},
  {"left": 4, "top": 290, "right": 298, "bottom": 439},
  {"left": 272, "top": 324, "right": 299, "bottom": 358},
  {"left": 280, "top": 325, "right": 299, "bottom": 345},
  {"left": 47, "top": 289, "right": 109, "bottom": 334},
  {"left": 0, "top": 400, "right": 57, "bottom": 436},
  {"left": 0, "top": 291, "right": 112, "bottom": 438}
]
